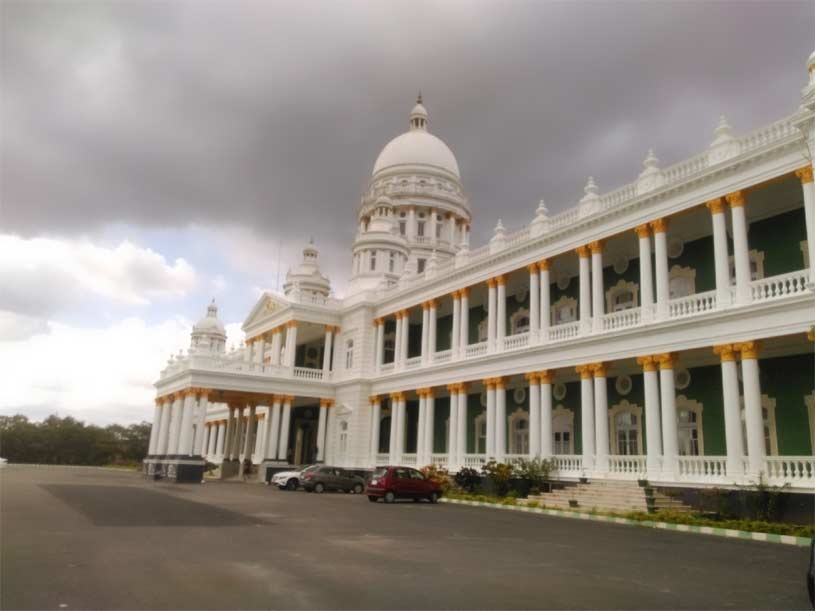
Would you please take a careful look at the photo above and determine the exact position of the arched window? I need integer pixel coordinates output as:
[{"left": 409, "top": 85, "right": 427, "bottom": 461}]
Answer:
[
  {"left": 609, "top": 400, "right": 642, "bottom": 455},
  {"left": 669, "top": 265, "right": 697, "bottom": 299},
  {"left": 606, "top": 280, "right": 639, "bottom": 312},
  {"left": 740, "top": 394, "right": 778, "bottom": 456},
  {"left": 509, "top": 409, "right": 529, "bottom": 455},
  {"left": 552, "top": 405, "right": 574, "bottom": 454},
  {"left": 551, "top": 296, "right": 577, "bottom": 325},
  {"left": 676, "top": 395, "right": 704, "bottom": 456},
  {"left": 510, "top": 308, "right": 530, "bottom": 335}
]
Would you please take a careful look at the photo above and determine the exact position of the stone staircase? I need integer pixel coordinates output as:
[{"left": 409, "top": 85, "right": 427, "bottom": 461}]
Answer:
[{"left": 522, "top": 479, "right": 693, "bottom": 514}]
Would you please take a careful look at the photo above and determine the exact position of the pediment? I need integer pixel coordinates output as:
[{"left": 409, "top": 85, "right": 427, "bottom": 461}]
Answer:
[{"left": 242, "top": 292, "right": 291, "bottom": 330}]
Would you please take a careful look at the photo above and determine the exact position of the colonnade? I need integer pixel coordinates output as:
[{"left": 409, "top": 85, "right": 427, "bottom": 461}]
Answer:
[
  {"left": 369, "top": 340, "right": 770, "bottom": 478},
  {"left": 148, "top": 388, "right": 210, "bottom": 458},
  {"left": 371, "top": 171, "right": 815, "bottom": 371}
]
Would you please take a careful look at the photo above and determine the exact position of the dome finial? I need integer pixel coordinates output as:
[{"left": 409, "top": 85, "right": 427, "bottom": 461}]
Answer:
[{"left": 417, "top": 91, "right": 422, "bottom": 105}]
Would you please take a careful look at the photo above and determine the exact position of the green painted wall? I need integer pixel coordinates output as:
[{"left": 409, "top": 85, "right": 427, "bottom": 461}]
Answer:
[
  {"left": 749, "top": 208, "right": 808, "bottom": 276},
  {"left": 432, "top": 396, "right": 451, "bottom": 453},
  {"left": 760, "top": 353, "right": 814, "bottom": 455},
  {"left": 437, "top": 313, "right": 453, "bottom": 351}
]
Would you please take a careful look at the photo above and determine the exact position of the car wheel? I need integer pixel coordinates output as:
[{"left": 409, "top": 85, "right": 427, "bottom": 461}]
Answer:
[
  {"left": 353, "top": 483, "right": 364, "bottom": 495},
  {"left": 429, "top": 492, "right": 439, "bottom": 504},
  {"left": 384, "top": 490, "right": 396, "bottom": 504},
  {"left": 314, "top": 482, "right": 325, "bottom": 494},
  {"left": 285, "top": 479, "right": 297, "bottom": 491},
  {"left": 368, "top": 495, "right": 378, "bottom": 502}
]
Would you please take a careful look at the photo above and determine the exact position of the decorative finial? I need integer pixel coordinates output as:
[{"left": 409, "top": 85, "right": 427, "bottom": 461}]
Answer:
[
  {"left": 643, "top": 149, "right": 659, "bottom": 169},
  {"left": 584, "top": 176, "right": 599, "bottom": 196},
  {"left": 536, "top": 199, "right": 549, "bottom": 216},
  {"left": 417, "top": 91, "right": 422, "bottom": 105}
]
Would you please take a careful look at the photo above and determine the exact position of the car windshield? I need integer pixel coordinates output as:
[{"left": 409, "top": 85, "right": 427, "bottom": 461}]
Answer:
[
  {"left": 300, "top": 465, "right": 319, "bottom": 474},
  {"left": 372, "top": 468, "right": 388, "bottom": 478}
]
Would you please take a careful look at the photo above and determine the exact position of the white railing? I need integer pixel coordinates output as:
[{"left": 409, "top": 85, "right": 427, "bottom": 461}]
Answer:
[
  {"left": 405, "top": 356, "right": 423, "bottom": 370},
  {"left": 667, "top": 290, "right": 717, "bottom": 319},
  {"left": 433, "top": 349, "right": 452, "bottom": 364},
  {"left": 750, "top": 270, "right": 809, "bottom": 302},
  {"left": 548, "top": 321, "right": 580, "bottom": 342},
  {"left": 430, "top": 454, "right": 448, "bottom": 467},
  {"left": 676, "top": 455, "right": 729, "bottom": 481},
  {"left": 463, "top": 454, "right": 487, "bottom": 468},
  {"left": 764, "top": 456, "right": 815, "bottom": 486},
  {"left": 503, "top": 332, "right": 529, "bottom": 351},
  {"left": 601, "top": 308, "right": 641, "bottom": 332},
  {"left": 375, "top": 453, "right": 389, "bottom": 465},
  {"left": 503, "top": 454, "right": 526, "bottom": 466},
  {"left": 292, "top": 366, "right": 324, "bottom": 381},
  {"left": 400, "top": 454, "right": 417, "bottom": 466},
  {"left": 608, "top": 455, "right": 647, "bottom": 477},
  {"left": 552, "top": 455, "right": 582, "bottom": 474},
  {"left": 464, "top": 341, "right": 488, "bottom": 358},
  {"left": 738, "top": 115, "right": 797, "bottom": 154}
]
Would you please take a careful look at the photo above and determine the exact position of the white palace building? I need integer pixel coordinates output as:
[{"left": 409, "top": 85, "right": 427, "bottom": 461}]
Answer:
[{"left": 145, "top": 52, "right": 815, "bottom": 493}]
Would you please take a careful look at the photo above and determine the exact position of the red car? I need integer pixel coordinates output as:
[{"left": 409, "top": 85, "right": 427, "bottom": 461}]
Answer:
[{"left": 366, "top": 466, "right": 442, "bottom": 503}]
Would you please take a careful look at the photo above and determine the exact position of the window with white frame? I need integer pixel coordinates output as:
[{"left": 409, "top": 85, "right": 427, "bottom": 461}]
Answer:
[
  {"left": 609, "top": 400, "right": 642, "bottom": 455},
  {"left": 510, "top": 308, "right": 530, "bottom": 335},
  {"left": 474, "top": 412, "right": 487, "bottom": 454},
  {"left": 388, "top": 252, "right": 396, "bottom": 273},
  {"left": 676, "top": 395, "right": 704, "bottom": 456},
  {"left": 339, "top": 420, "right": 348, "bottom": 456},
  {"left": 551, "top": 296, "right": 577, "bottom": 325},
  {"left": 384, "top": 333, "right": 395, "bottom": 363},
  {"left": 552, "top": 405, "right": 574, "bottom": 454},
  {"left": 740, "top": 395, "right": 778, "bottom": 456},
  {"left": 605, "top": 279, "right": 639, "bottom": 312},
  {"left": 417, "top": 221, "right": 425, "bottom": 237},
  {"left": 399, "top": 221, "right": 406, "bottom": 236},
  {"left": 345, "top": 339, "right": 354, "bottom": 370},
  {"left": 417, "top": 258, "right": 426, "bottom": 273},
  {"left": 477, "top": 318, "right": 488, "bottom": 342},
  {"left": 669, "top": 265, "right": 696, "bottom": 299},
  {"left": 509, "top": 408, "right": 529, "bottom": 455},
  {"left": 370, "top": 250, "right": 377, "bottom": 271},
  {"left": 728, "top": 250, "right": 765, "bottom": 283}
]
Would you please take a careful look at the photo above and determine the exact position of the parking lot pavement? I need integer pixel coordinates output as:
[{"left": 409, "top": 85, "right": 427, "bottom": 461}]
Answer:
[{"left": 1, "top": 466, "right": 810, "bottom": 610}]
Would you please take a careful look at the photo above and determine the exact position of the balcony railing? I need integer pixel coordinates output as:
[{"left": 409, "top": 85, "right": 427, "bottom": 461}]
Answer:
[
  {"left": 463, "top": 454, "right": 487, "bottom": 468},
  {"left": 293, "top": 366, "right": 324, "bottom": 381},
  {"left": 750, "top": 269, "right": 809, "bottom": 302},
  {"left": 464, "top": 341, "right": 488, "bottom": 358},
  {"left": 676, "top": 455, "right": 729, "bottom": 482},
  {"left": 608, "top": 455, "right": 646, "bottom": 477},
  {"left": 548, "top": 321, "right": 580, "bottom": 342},
  {"left": 405, "top": 356, "right": 423, "bottom": 370},
  {"left": 601, "top": 308, "right": 642, "bottom": 332},
  {"left": 552, "top": 454, "right": 583, "bottom": 474},
  {"left": 433, "top": 349, "right": 452, "bottom": 364},
  {"left": 503, "top": 332, "right": 529, "bottom": 351},
  {"left": 764, "top": 456, "right": 815, "bottom": 485},
  {"left": 667, "top": 289, "right": 717, "bottom": 318}
]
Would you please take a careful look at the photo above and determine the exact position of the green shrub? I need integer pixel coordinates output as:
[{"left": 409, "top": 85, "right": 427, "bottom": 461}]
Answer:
[
  {"left": 453, "top": 467, "right": 480, "bottom": 493},
  {"left": 481, "top": 460, "right": 514, "bottom": 497},
  {"left": 420, "top": 464, "right": 451, "bottom": 493}
]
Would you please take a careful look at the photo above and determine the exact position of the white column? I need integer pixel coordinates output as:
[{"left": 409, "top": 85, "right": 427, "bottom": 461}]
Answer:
[
  {"left": 459, "top": 289, "right": 470, "bottom": 352},
  {"left": 420, "top": 304, "right": 430, "bottom": 363},
  {"left": 369, "top": 397, "right": 382, "bottom": 463},
  {"left": 400, "top": 311, "right": 410, "bottom": 363},
  {"left": 539, "top": 261, "right": 551, "bottom": 341},
  {"left": 277, "top": 397, "right": 292, "bottom": 462},
  {"left": 578, "top": 367, "right": 595, "bottom": 470},
  {"left": 657, "top": 354, "right": 678, "bottom": 475},
  {"left": 485, "top": 380, "right": 496, "bottom": 458},
  {"left": 590, "top": 242, "right": 604, "bottom": 332},
  {"left": 271, "top": 329, "right": 282, "bottom": 366},
  {"left": 429, "top": 208, "right": 438, "bottom": 244},
  {"left": 266, "top": 397, "right": 281, "bottom": 460},
  {"left": 148, "top": 401, "right": 162, "bottom": 455},
  {"left": 388, "top": 395, "right": 399, "bottom": 463},
  {"left": 322, "top": 326, "right": 334, "bottom": 376},
  {"left": 216, "top": 420, "right": 226, "bottom": 458},
  {"left": 457, "top": 387, "right": 468, "bottom": 465},
  {"left": 253, "top": 338, "right": 264, "bottom": 367},
  {"left": 635, "top": 225, "right": 655, "bottom": 320},
  {"left": 253, "top": 416, "right": 264, "bottom": 460},
  {"left": 593, "top": 364, "right": 609, "bottom": 473},
  {"left": 448, "top": 215, "right": 457, "bottom": 244},
  {"left": 726, "top": 191, "right": 751, "bottom": 304},
  {"left": 652, "top": 219, "right": 670, "bottom": 319},
  {"left": 407, "top": 206, "right": 416, "bottom": 241},
  {"left": 637, "top": 357, "right": 662, "bottom": 476},
  {"left": 577, "top": 247, "right": 591, "bottom": 334},
  {"left": 528, "top": 264, "right": 540, "bottom": 342},
  {"left": 527, "top": 373, "right": 541, "bottom": 458},
  {"left": 797, "top": 167, "right": 815, "bottom": 283},
  {"left": 706, "top": 199, "right": 732, "bottom": 307},
  {"left": 495, "top": 379, "right": 506, "bottom": 461},
  {"left": 156, "top": 398, "right": 173, "bottom": 455},
  {"left": 496, "top": 276, "right": 506, "bottom": 349},
  {"left": 234, "top": 409, "right": 245, "bottom": 458},
  {"left": 447, "top": 385, "right": 459, "bottom": 465},
  {"left": 286, "top": 323, "right": 298, "bottom": 367},
  {"left": 244, "top": 406, "right": 257, "bottom": 460},
  {"left": 451, "top": 293, "right": 461, "bottom": 358},
  {"left": 222, "top": 407, "right": 235, "bottom": 460},
  {"left": 424, "top": 392, "right": 435, "bottom": 462},
  {"left": 393, "top": 314, "right": 403, "bottom": 368},
  {"left": 428, "top": 300, "right": 437, "bottom": 360},
  {"left": 540, "top": 374, "right": 553, "bottom": 458},
  {"left": 208, "top": 423, "right": 218, "bottom": 458},
  {"left": 317, "top": 400, "right": 329, "bottom": 462},
  {"left": 416, "top": 393, "right": 426, "bottom": 463},
  {"left": 715, "top": 345, "right": 745, "bottom": 478},
  {"left": 193, "top": 391, "right": 209, "bottom": 456},
  {"left": 395, "top": 396, "right": 407, "bottom": 459},
  {"left": 167, "top": 393, "right": 185, "bottom": 455},
  {"left": 738, "top": 342, "right": 765, "bottom": 476},
  {"left": 374, "top": 319, "right": 385, "bottom": 371},
  {"left": 487, "top": 279, "right": 497, "bottom": 351}
]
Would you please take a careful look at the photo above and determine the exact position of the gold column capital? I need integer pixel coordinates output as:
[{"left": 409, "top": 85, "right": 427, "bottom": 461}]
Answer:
[
  {"left": 634, "top": 224, "right": 651, "bottom": 238},
  {"left": 725, "top": 190, "right": 745, "bottom": 208},
  {"left": 575, "top": 245, "right": 590, "bottom": 258},
  {"left": 636, "top": 355, "right": 657, "bottom": 372},
  {"left": 795, "top": 166, "right": 814, "bottom": 185},
  {"left": 538, "top": 258, "right": 551, "bottom": 271},
  {"left": 389, "top": 391, "right": 405, "bottom": 401},
  {"left": 735, "top": 340, "right": 761, "bottom": 359},
  {"left": 369, "top": 394, "right": 380, "bottom": 405},
  {"left": 494, "top": 377, "right": 506, "bottom": 390},
  {"left": 524, "top": 371, "right": 539, "bottom": 383},
  {"left": 575, "top": 364, "right": 593, "bottom": 379},
  {"left": 481, "top": 378, "right": 495, "bottom": 390},
  {"left": 486, "top": 278, "right": 496, "bottom": 289},
  {"left": 592, "top": 362, "right": 608, "bottom": 378},
  {"left": 588, "top": 240, "right": 604, "bottom": 255},
  {"left": 286, "top": 320, "right": 298, "bottom": 329},
  {"left": 650, "top": 218, "right": 669, "bottom": 233},
  {"left": 655, "top": 352, "right": 677, "bottom": 370},
  {"left": 713, "top": 344, "right": 737, "bottom": 362},
  {"left": 705, "top": 197, "right": 726, "bottom": 215},
  {"left": 460, "top": 287, "right": 470, "bottom": 298},
  {"left": 526, "top": 262, "right": 539, "bottom": 274},
  {"left": 427, "top": 299, "right": 438, "bottom": 309},
  {"left": 495, "top": 274, "right": 506, "bottom": 287},
  {"left": 538, "top": 370, "right": 554, "bottom": 384},
  {"left": 451, "top": 289, "right": 461, "bottom": 300}
]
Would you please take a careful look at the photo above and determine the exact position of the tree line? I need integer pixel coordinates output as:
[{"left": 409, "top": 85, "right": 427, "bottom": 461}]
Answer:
[{"left": 0, "top": 415, "right": 150, "bottom": 466}]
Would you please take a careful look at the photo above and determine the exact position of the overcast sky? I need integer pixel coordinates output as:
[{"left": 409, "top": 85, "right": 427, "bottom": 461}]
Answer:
[{"left": 2, "top": 0, "right": 813, "bottom": 424}]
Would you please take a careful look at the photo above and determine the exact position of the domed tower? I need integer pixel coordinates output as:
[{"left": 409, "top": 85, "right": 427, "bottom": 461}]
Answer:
[
  {"left": 352, "top": 95, "right": 471, "bottom": 289},
  {"left": 283, "top": 240, "right": 331, "bottom": 300},
  {"left": 190, "top": 299, "right": 227, "bottom": 353},
  {"left": 350, "top": 196, "right": 410, "bottom": 291}
]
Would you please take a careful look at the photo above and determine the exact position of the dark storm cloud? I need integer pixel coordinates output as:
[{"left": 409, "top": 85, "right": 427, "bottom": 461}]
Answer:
[{"left": 2, "top": 0, "right": 813, "bottom": 252}]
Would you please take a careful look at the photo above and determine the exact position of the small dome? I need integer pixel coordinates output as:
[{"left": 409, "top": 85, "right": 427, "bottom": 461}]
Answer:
[
  {"left": 193, "top": 299, "right": 226, "bottom": 335},
  {"left": 283, "top": 240, "right": 331, "bottom": 298}
]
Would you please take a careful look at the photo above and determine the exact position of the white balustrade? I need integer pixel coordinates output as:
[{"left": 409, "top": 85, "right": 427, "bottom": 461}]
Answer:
[
  {"left": 503, "top": 332, "right": 529, "bottom": 351},
  {"left": 503, "top": 454, "right": 526, "bottom": 466},
  {"left": 464, "top": 341, "right": 488, "bottom": 358},
  {"left": 750, "top": 270, "right": 809, "bottom": 302},
  {"left": 430, "top": 454, "right": 448, "bottom": 467},
  {"left": 405, "top": 356, "right": 423, "bottom": 370},
  {"left": 375, "top": 453, "right": 389, "bottom": 465},
  {"left": 607, "top": 455, "right": 646, "bottom": 477},
  {"left": 552, "top": 454, "right": 582, "bottom": 473},
  {"left": 549, "top": 321, "right": 580, "bottom": 342},
  {"left": 433, "top": 349, "right": 452, "bottom": 364},
  {"left": 463, "top": 454, "right": 487, "bottom": 468},
  {"left": 400, "top": 454, "right": 417, "bottom": 466},
  {"left": 601, "top": 308, "right": 641, "bottom": 332},
  {"left": 667, "top": 290, "right": 716, "bottom": 319},
  {"left": 292, "top": 366, "right": 324, "bottom": 381},
  {"left": 676, "top": 455, "right": 729, "bottom": 482},
  {"left": 764, "top": 456, "right": 815, "bottom": 487}
]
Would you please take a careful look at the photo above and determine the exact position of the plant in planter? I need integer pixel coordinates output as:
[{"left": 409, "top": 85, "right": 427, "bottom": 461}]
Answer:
[
  {"left": 514, "top": 457, "right": 556, "bottom": 495},
  {"left": 453, "top": 467, "right": 480, "bottom": 493},
  {"left": 568, "top": 499, "right": 579, "bottom": 508},
  {"left": 481, "top": 460, "right": 514, "bottom": 497},
  {"left": 420, "top": 464, "right": 451, "bottom": 493}
]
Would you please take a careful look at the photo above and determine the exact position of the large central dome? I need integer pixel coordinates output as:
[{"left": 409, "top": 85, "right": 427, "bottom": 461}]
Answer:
[{"left": 372, "top": 97, "right": 460, "bottom": 179}]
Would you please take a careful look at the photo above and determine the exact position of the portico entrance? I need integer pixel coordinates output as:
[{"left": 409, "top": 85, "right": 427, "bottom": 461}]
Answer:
[{"left": 289, "top": 405, "right": 320, "bottom": 465}]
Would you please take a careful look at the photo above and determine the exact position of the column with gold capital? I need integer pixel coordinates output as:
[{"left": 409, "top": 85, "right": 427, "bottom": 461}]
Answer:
[
  {"left": 706, "top": 198, "right": 732, "bottom": 307},
  {"left": 528, "top": 264, "right": 540, "bottom": 342},
  {"left": 576, "top": 247, "right": 591, "bottom": 334},
  {"left": 796, "top": 165, "right": 815, "bottom": 283},
  {"left": 539, "top": 371, "right": 554, "bottom": 458},
  {"left": 526, "top": 372, "right": 541, "bottom": 458},
  {"left": 484, "top": 379, "right": 496, "bottom": 458},
  {"left": 637, "top": 356, "right": 662, "bottom": 475},
  {"left": 714, "top": 344, "right": 744, "bottom": 477},
  {"left": 651, "top": 219, "right": 670, "bottom": 319},
  {"left": 592, "top": 363, "right": 610, "bottom": 472},
  {"left": 576, "top": 365, "right": 595, "bottom": 470},
  {"left": 538, "top": 260, "right": 551, "bottom": 341},
  {"left": 737, "top": 341, "right": 765, "bottom": 476},
  {"left": 635, "top": 225, "right": 654, "bottom": 320},
  {"left": 487, "top": 278, "right": 497, "bottom": 351},
  {"left": 726, "top": 191, "right": 751, "bottom": 303},
  {"left": 451, "top": 291, "right": 461, "bottom": 359},
  {"left": 459, "top": 288, "right": 470, "bottom": 353},
  {"left": 590, "top": 241, "right": 604, "bottom": 332},
  {"left": 656, "top": 353, "right": 679, "bottom": 475}
]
